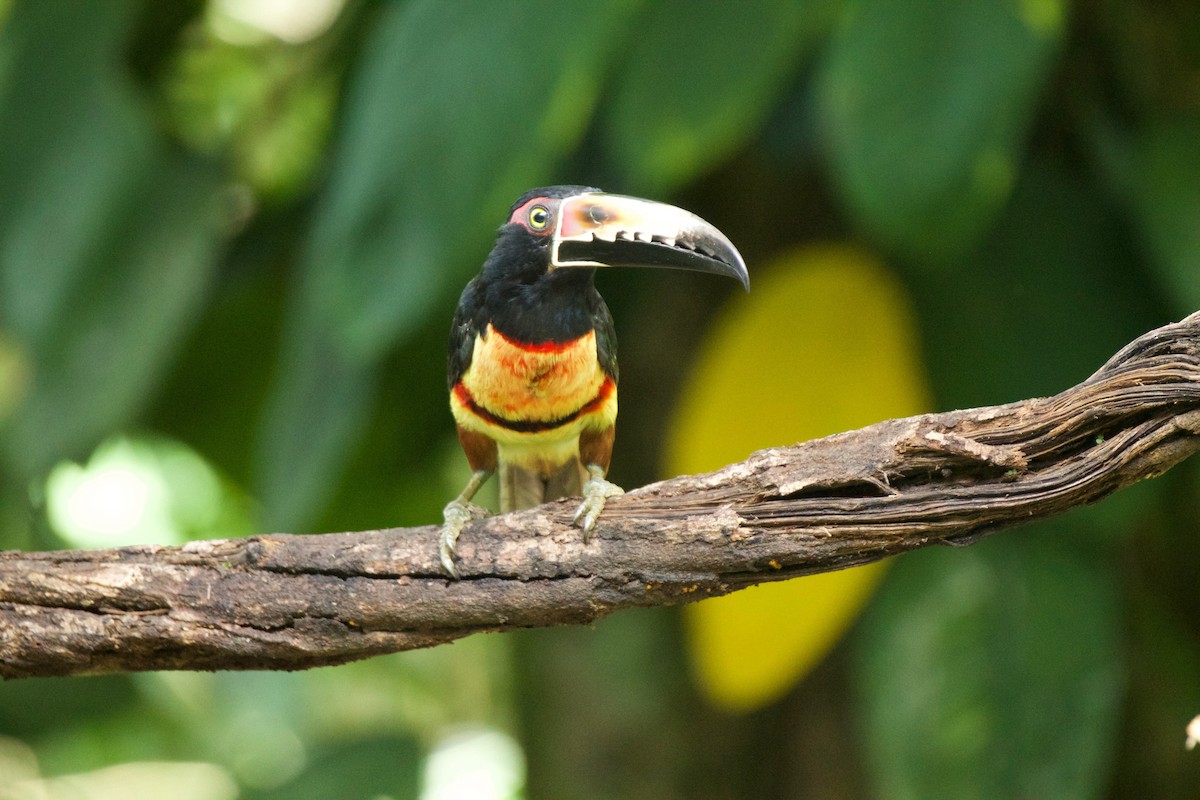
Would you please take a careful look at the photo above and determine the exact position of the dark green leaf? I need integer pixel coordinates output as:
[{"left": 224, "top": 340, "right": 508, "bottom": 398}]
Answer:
[
  {"left": 855, "top": 534, "right": 1124, "bottom": 800},
  {"left": 314, "top": 321, "right": 452, "bottom": 533},
  {"left": 817, "top": 0, "right": 1065, "bottom": 261},
  {"left": 0, "top": 675, "right": 139, "bottom": 741},
  {"left": 0, "top": 0, "right": 148, "bottom": 345},
  {"left": 146, "top": 235, "right": 291, "bottom": 488},
  {"left": 254, "top": 321, "right": 376, "bottom": 531},
  {"left": 2, "top": 159, "right": 224, "bottom": 477},
  {"left": 1124, "top": 118, "right": 1200, "bottom": 314},
  {"left": 1102, "top": 464, "right": 1200, "bottom": 796},
  {"left": 244, "top": 734, "right": 420, "bottom": 800},
  {"left": 602, "top": 0, "right": 840, "bottom": 196},
  {"left": 0, "top": 2, "right": 224, "bottom": 477},
  {"left": 908, "top": 162, "right": 1160, "bottom": 408}
]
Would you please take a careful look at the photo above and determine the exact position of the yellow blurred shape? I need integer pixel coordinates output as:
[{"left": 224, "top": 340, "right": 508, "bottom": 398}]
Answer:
[{"left": 667, "top": 244, "right": 930, "bottom": 712}]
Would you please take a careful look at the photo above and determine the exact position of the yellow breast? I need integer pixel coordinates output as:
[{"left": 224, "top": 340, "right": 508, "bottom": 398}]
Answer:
[
  {"left": 451, "top": 324, "right": 617, "bottom": 452},
  {"left": 462, "top": 325, "right": 606, "bottom": 421}
]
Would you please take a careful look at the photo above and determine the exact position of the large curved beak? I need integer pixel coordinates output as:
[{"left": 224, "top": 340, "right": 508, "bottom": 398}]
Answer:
[{"left": 550, "top": 193, "right": 749, "bottom": 290}]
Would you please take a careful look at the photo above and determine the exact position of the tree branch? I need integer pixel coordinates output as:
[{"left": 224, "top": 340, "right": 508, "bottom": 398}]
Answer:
[{"left": 4, "top": 312, "right": 1200, "bottom": 680}]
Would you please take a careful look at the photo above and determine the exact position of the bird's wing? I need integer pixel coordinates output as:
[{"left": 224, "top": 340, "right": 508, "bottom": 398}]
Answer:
[
  {"left": 447, "top": 276, "right": 483, "bottom": 391},
  {"left": 592, "top": 294, "right": 618, "bottom": 384}
]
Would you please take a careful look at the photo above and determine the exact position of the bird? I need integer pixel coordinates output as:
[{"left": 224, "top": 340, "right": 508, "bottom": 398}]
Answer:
[{"left": 440, "top": 185, "right": 748, "bottom": 577}]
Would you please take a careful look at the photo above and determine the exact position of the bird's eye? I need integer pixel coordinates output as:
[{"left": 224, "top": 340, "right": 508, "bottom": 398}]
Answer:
[{"left": 528, "top": 206, "right": 550, "bottom": 230}]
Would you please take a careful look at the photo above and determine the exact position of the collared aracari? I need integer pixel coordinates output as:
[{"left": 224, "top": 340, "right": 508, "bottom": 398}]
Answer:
[{"left": 440, "top": 186, "right": 748, "bottom": 577}]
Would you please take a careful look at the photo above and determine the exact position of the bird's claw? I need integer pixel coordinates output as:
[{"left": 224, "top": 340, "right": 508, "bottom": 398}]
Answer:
[
  {"left": 439, "top": 500, "right": 490, "bottom": 578},
  {"left": 572, "top": 471, "right": 624, "bottom": 542}
]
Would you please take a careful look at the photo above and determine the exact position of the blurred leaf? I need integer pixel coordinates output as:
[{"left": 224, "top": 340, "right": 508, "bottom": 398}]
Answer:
[
  {"left": 0, "top": 2, "right": 224, "bottom": 478},
  {"left": 0, "top": 483, "right": 31, "bottom": 551},
  {"left": 909, "top": 161, "right": 1161, "bottom": 408},
  {"left": 44, "top": 434, "right": 254, "bottom": 550},
  {"left": 0, "top": 0, "right": 149, "bottom": 344},
  {"left": 0, "top": 676, "right": 139, "bottom": 741},
  {"left": 243, "top": 734, "right": 420, "bottom": 800},
  {"left": 667, "top": 245, "right": 931, "bottom": 711},
  {"left": 1124, "top": 118, "right": 1200, "bottom": 314},
  {"left": 257, "top": 0, "right": 638, "bottom": 528},
  {"left": 817, "top": 0, "right": 1065, "bottom": 261},
  {"left": 313, "top": 324, "right": 452, "bottom": 533},
  {"left": 1113, "top": 578, "right": 1200, "bottom": 798},
  {"left": 163, "top": 31, "right": 338, "bottom": 201},
  {"left": 255, "top": 322, "right": 376, "bottom": 530},
  {"left": 855, "top": 535, "right": 1123, "bottom": 800},
  {"left": 602, "top": 0, "right": 839, "bottom": 196},
  {"left": 147, "top": 228, "right": 291, "bottom": 488},
  {"left": 517, "top": 609, "right": 694, "bottom": 800},
  {"left": 1, "top": 159, "right": 223, "bottom": 478}
]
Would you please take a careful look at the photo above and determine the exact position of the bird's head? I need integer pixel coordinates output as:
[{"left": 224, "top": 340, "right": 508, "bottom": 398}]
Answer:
[{"left": 483, "top": 185, "right": 749, "bottom": 290}]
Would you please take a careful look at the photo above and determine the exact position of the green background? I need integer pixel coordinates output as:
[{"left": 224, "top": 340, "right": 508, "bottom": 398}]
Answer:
[{"left": 1, "top": 0, "right": 1198, "bottom": 797}]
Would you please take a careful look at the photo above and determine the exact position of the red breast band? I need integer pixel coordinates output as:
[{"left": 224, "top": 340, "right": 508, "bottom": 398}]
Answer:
[
  {"left": 454, "top": 378, "right": 615, "bottom": 434},
  {"left": 490, "top": 327, "right": 586, "bottom": 354}
]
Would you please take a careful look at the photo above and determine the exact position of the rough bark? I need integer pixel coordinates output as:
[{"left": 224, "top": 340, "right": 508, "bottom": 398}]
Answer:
[{"left": 3, "top": 312, "right": 1200, "bottom": 680}]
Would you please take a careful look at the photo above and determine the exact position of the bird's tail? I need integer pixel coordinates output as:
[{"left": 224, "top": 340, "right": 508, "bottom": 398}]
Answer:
[{"left": 499, "top": 459, "right": 587, "bottom": 512}]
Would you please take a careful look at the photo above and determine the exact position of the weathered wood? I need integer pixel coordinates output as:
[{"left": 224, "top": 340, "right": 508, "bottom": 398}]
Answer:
[{"left": 3, "top": 312, "right": 1199, "bottom": 679}]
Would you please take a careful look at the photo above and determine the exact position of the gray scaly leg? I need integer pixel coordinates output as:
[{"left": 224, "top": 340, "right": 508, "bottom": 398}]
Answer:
[
  {"left": 440, "top": 469, "right": 492, "bottom": 578},
  {"left": 572, "top": 464, "right": 624, "bottom": 542}
]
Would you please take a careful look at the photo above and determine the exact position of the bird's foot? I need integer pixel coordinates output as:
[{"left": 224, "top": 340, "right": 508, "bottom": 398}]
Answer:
[
  {"left": 572, "top": 465, "right": 624, "bottom": 542},
  {"left": 439, "top": 500, "right": 490, "bottom": 578}
]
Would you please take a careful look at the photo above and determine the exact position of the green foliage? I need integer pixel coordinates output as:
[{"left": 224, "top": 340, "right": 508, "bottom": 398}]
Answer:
[
  {"left": 1123, "top": 118, "right": 1200, "bottom": 314},
  {"left": 601, "top": 0, "right": 840, "bottom": 195},
  {"left": 0, "top": 2, "right": 224, "bottom": 478},
  {"left": 243, "top": 735, "right": 421, "bottom": 800},
  {"left": 856, "top": 535, "right": 1123, "bottom": 800},
  {"left": 908, "top": 161, "right": 1161, "bottom": 406},
  {"left": 817, "top": 0, "right": 1065, "bottom": 262},
  {"left": 1, "top": 0, "right": 1198, "bottom": 797}
]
